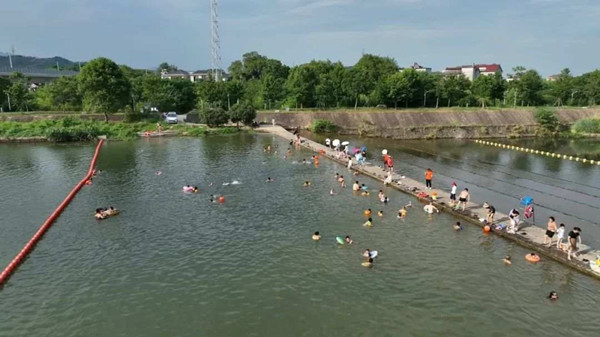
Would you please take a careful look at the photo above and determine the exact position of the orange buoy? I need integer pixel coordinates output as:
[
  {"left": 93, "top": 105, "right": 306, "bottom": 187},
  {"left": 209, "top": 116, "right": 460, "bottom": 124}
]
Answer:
[
  {"left": 218, "top": 196, "right": 225, "bottom": 204},
  {"left": 483, "top": 225, "right": 491, "bottom": 233}
]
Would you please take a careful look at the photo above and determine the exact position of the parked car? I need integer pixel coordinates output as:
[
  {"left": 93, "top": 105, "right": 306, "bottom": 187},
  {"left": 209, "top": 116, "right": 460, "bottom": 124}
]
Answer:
[{"left": 165, "top": 112, "right": 178, "bottom": 124}]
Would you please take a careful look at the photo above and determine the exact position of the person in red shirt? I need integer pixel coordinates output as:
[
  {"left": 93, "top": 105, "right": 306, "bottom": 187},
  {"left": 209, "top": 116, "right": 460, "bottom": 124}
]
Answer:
[
  {"left": 386, "top": 156, "right": 393, "bottom": 172},
  {"left": 425, "top": 168, "right": 433, "bottom": 189}
]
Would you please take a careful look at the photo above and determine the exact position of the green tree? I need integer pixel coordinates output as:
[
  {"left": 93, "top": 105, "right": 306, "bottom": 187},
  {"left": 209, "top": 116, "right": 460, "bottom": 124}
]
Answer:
[
  {"left": 386, "top": 69, "right": 420, "bottom": 108},
  {"left": 229, "top": 102, "right": 257, "bottom": 126},
  {"left": 6, "top": 72, "right": 33, "bottom": 111},
  {"left": 441, "top": 73, "right": 471, "bottom": 107},
  {"left": 0, "top": 77, "right": 12, "bottom": 111},
  {"left": 353, "top": 54, "right": 398, "bottom": 103},
  {"left": 78, "top": 57, "right": 131, "bottom": 121},
  {"left": 580, "top": 70, "right": 600, "bottom": 105},
  {"left": 200, "top": 107, "right": 228, "bottom": 127},
  {"left": 471, "top": 73, "right": 505, "bottom": 107},
  {"left": 510, "top": 70, "right": 544, "bottom": 106},
  {"left": 197, "top": 79, "right": 227, "bottom": 108},
  {"left": 548, "top": 68, "right": 573, "bottom": 106},
  {"left": 35, "top": 76, "right": 82, "bottom": 111},
  {"left": 260, "top": 74, "right": 285, "bottom": 108},
  {"left": 157, "top": 62, "right": 178, "bottom": 73}
]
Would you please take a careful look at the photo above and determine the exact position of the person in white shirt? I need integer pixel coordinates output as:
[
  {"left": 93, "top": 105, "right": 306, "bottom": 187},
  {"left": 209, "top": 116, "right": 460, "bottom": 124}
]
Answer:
[
  {"left": 449, "top": 182, "right": 457, "bottom": 206},
  {"left": 556, "top": 223, "right": 566, "bottom": 250}
]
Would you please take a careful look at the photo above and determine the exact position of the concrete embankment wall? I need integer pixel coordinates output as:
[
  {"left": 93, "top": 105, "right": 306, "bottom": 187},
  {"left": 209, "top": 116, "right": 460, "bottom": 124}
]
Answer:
[{"left": 257, "top": 109, "right": 600, "bottom": 139}]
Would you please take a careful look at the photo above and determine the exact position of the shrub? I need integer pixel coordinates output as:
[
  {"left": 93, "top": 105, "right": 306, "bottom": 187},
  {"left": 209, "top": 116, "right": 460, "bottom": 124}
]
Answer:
[
  {"left": 312, "top": 119, "right": 338, "bottom": 133},
  {"left": 534, "top": 108, "right": 559, "bottom": 131},
  {"left": 200, "top": 107, "right": 229, "bottom": 127},
  {"left": 229, "top": 102, "right": 257, "bottom": 126},
  {"left": 572, "top": 118, "right": 600, "bottom": 134}
]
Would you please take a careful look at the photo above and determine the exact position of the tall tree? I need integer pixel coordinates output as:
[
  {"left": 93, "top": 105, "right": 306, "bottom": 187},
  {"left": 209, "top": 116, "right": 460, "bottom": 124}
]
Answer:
[
  {"left": 78, "top": 57, "right": 131, "bottom": 121},
  {"left": 353, "top": 54, "right": 398, "bottom": 102}
]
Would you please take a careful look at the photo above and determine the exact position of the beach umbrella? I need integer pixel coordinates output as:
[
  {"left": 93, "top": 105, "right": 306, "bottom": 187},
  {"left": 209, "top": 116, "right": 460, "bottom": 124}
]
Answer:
[
  {"left": 382, "top": 149, "right": 388, "bottom": 155},
  {"left": 341, "top": 141, "right": 350, "bottom": 146},
  {"left": 332, "top": 139, "right": 340, "bottom": 147},
  {"left": 361, "top": 146, "right": 367, "bottom": 152}
]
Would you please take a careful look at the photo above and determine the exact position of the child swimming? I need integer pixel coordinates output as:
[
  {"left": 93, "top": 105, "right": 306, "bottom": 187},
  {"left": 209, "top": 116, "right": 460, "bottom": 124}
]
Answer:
[
  {"left": 312, "top": 231, "right": 321, "bottom": 241},
  {"left": 363, "top": 218, "right": 373, "bottom": 227}
]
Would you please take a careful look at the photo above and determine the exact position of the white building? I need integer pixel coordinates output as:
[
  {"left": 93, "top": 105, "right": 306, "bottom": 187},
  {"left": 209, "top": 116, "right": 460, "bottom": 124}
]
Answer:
[{"left": 443, "top": 63, "right": 502, "bottom": 81}]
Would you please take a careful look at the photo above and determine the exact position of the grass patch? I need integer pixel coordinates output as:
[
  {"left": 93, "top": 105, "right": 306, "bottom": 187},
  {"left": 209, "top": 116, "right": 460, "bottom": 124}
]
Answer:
[
  {"left": 572, "top": 118, "right": 600, "bottom": 134},
  {"left": 0, "top": 118, "right": 244, "bottom": 142}
]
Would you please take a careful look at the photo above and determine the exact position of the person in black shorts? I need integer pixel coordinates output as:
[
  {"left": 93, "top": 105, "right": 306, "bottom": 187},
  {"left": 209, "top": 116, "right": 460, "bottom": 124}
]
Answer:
[
  {"left": 483, "top": 202, "right": 495, "bottom": 224},
  {"left": 568, "top": 227, "right": 582, "bottom": 260}
]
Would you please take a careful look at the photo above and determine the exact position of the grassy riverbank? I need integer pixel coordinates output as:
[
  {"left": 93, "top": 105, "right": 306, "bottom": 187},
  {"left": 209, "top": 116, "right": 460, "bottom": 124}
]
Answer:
[{"left": 0, "top": 118, "right": 241, "bottom": 142}]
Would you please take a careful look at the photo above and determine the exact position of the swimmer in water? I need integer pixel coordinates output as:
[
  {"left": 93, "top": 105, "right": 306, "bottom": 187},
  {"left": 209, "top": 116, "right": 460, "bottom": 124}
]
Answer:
[
  {"left": 363, "top": 249, "right": 371, "bottom": 257},
  {"left": 352, "top": 181, "right": 360, "bottom": 191},
  {"left": 362, "top": 257, "right": 374, "bottom": 267},
  {"left": 312, "top": 231, "right": 321, "bottom": 241},
  {"left": 345, "top": 236, "right": 353, "bottom": 244},
  {"left": 378, "top": 211, "right": 383, "bottom": 217},
  {"left": 155, "top": 171, "right": 162, "bottom": 175},
  {"left": 104, "top": 206, "right": 119, "bottom": 216},
  {"left": 423, "top": 202, "right": 440, "bottom": 214},
  {"left": 453, "top": 221, "right": 462, "bottom": 231},
  {"left": 209, "top": 194, "right": 217, "bottom": 203},
  {"left": 303, "top": 181, "right": 311, "bottom": 187},
  {"left": 363, "top": 217, "right": 373, "bottom": 227},
  {"left": 193, "top": 186, "right": 199, "bottom": 193},
  {"left": 365, "top": 209, "right": 372, "bottom": 217},
  {"left": 398, "top": 207, "right": 407, "bottom": 218},
  {"left": 329, "top": 189, "right": 336, "bottom": 195},
  {"left": 302, "top": 159, "right": 307, "bottom": 164},
  {"left": 266, "top": 177, "right": 274, "bottom": 182},
  {"left": 503, "top": 256, "right": 512, "bottom": 265},
  {"left": 548, "top": 291, "right": 558, "bottom": 300},
  {"left": 94, "top": 208, "right": 107, "bottom": 220},
  {"left": 338, "top": 175, "right": 346, "bottom": 188}
]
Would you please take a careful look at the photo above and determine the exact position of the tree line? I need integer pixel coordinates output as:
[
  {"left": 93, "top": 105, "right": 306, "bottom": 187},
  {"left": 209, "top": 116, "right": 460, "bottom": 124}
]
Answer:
[{"left": 2, "top": 52, "right": 600, "bottom": 117}]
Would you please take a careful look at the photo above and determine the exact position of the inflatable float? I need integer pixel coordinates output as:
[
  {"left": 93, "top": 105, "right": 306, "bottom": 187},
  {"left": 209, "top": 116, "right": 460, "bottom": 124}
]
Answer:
[{"left": 336, "top": 237, "right": 345, "bottom": 245}]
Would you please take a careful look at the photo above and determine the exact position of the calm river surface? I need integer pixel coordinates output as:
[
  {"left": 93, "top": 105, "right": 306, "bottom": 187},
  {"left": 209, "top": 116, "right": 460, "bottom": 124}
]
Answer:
[{"left": 1, "top": 135, "right": 599, "bottom": 336}]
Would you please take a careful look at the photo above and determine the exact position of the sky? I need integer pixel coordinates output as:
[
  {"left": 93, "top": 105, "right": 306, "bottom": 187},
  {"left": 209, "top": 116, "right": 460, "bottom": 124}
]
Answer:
[{"left": 0, "top": 0, "right": 599, "bottom": 76}]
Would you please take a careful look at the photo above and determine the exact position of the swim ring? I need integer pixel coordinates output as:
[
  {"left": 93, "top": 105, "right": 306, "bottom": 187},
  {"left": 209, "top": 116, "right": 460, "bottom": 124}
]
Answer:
[{"left": 336, "top": 237, "right": 345, "bottom": 245}]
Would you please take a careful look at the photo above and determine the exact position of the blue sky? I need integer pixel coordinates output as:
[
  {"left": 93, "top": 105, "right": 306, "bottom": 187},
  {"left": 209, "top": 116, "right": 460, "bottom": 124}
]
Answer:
[{"left": 1, "top": 0, "right": 598, "bottom": 75}]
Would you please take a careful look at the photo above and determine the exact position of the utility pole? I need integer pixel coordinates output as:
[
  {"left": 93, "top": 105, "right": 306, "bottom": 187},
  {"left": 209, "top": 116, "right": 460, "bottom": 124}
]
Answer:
[
  {"left": 513, "top": 89, "right": 518, "bottom": 108},
  {"left": 56, "top": 61, "right": 60, "bottom": 71}
]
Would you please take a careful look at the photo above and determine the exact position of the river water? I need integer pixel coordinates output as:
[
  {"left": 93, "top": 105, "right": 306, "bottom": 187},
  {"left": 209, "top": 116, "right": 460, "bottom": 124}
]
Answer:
[{"left": 1, "top": 135, "right": 599, "bottom": 336}]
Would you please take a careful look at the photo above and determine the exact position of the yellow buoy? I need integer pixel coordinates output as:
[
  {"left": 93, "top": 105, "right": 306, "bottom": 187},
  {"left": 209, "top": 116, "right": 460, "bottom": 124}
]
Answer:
[
  {"left": 575, "top": 157, "right": 580, "bottom": 162},
  {"left": 563, "top": 155, "right": 567, "bottom": 159},
  {"left": 569, "top": 156, "right": 573, "bottom": 160},
  {"left": 535, "top": 150, "right": 539, "bottom": 154},
  {"left": 591, "top": 160, "right": 595, "bottom": 164},
  {"left": 551, "top": 153, "right": 555, "bottom": 157},
  {"left": 582, "top": 159, "right": 587, "bottom": 163}
]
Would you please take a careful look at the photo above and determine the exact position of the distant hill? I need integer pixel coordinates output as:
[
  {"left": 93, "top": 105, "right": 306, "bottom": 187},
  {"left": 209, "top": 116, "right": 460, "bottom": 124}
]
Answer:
[{"left": 0, "top": 54, "right": 78, "bottom": 70}]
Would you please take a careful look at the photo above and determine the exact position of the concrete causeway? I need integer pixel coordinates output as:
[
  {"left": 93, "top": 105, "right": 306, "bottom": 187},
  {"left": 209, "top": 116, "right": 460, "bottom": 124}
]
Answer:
[{"left": 258, "top": 125, "right": 600, "bottom": 280}]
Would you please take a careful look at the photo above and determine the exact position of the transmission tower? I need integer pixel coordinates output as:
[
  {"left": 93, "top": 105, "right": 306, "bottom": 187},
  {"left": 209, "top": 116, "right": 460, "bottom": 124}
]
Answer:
[{"left": 210, "top": 0, "right": 221, "bottom": 81}]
